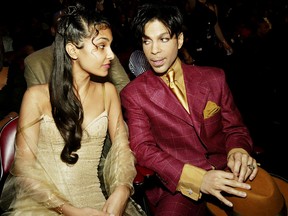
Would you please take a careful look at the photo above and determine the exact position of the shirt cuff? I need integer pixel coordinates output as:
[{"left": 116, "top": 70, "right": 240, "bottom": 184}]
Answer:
[{"left": 176, "top": 164, "right": 206, "bottom": 201}]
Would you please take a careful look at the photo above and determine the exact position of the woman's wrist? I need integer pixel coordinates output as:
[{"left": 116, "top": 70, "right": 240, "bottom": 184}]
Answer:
[
  {"left": 115, "top": 185, "right": 132, "bottom": 198},
  {"left": 55, "top": 203, "right": 66, "bottom": 215}
]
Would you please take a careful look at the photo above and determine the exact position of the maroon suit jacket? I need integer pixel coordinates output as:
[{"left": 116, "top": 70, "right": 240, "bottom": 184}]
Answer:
[{"left": 120, "top": 63, "right": 253, "bottom": 195}]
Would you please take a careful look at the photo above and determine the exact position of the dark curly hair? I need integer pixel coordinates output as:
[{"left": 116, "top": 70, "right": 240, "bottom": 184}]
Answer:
[{"left": 49, "top": 1, "right": 111, "bottom": 164}]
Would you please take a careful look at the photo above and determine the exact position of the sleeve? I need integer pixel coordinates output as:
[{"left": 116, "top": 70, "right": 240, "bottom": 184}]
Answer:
[
  {"left": 103, "top": 114, "right": 137, "bottom": 196},
  {"left": 12, "top": 121, "right": 68, "bottom": 208},
  {"left": 120, "top": 87, "right": 184, "bottom": 193},
  {"left": 1, "top": 89, "right": 68, "bottom": 213},
  {"left": 107, "top": 55, "right": 130, "bottom": 93},
  {"left": 24, "top": 58, "right": 38, "bottom": 88},
  {"left": 176, "top": 164, "right": 207, "bottom": 201}
]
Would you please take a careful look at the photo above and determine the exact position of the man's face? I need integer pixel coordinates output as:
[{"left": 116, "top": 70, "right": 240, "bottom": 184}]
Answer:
[{"left": 142, "top": 20, "right": 183, "bottom": 74}]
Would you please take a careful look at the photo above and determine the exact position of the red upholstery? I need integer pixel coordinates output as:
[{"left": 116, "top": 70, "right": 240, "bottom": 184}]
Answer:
[
  {"left": 0, "top": 116, "right": 18, "bottom": 193},
  {"left": 133, "top": 164, "right": 155, "bottom": 216},
  {"left": 134, "top": 164, "right": 155, "bottom": 185}
]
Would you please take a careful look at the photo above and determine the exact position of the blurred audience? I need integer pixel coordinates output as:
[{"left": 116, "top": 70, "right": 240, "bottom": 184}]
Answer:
[
  {"left": 181, "top": 0, "right": 233, "bottom": 68},
  {"left": 0, "top": 32, "right": 28, "bottom": 129}
]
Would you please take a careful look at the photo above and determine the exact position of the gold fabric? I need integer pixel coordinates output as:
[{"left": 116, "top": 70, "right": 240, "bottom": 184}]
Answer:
[
  {"left": 167, "top": 69, "right": 189, "bottom": 112},
  {"left": 1, "top": 113, "right": 145, "bottom": 215},
  {"left": 203, "top": 101, "right": 221, "bottom": 119},
  {"left": 176, "top": 164, "right": 206, "bottom": 201}
]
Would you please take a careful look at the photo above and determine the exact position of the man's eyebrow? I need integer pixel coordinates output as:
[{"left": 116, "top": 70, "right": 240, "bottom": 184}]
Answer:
[
  {"left": 142, "top": 32, "right": 170, "bottom": 39},
  {"left": 142, "top": 35, "right": 149, "bottom": 39}
]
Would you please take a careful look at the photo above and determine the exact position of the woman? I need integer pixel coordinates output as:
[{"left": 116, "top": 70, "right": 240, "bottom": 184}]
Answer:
[{"left": 1, "top": 2, "right": 144, "bottom": 216}]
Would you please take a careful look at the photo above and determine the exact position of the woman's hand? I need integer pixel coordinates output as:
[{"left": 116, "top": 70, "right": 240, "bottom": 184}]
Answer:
[
  {"left": 102, "top": 185, "right": 131, "bottom": 216},
  {"left": 60, "top": 203, "right": 114, "bottom": 216}
]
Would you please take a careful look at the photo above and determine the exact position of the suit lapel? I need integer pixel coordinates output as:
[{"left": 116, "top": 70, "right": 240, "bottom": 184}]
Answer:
[
  {"left": 183, "top": 64, "right": 210, "bottom": 135},
  {"left": 144, "top": 66, "right": 211, "bottom": 130},
  {"left": 145, "top": 71, "right": 193, "bottom": 125}
]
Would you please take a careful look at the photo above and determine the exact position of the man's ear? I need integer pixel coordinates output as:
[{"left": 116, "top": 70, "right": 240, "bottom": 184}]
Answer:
[
  {"left": 66, "top": 43, "right": 78, "bottom": 59},
  {"left": 177, "top": 32, "right": 184, "bottom": 49}
]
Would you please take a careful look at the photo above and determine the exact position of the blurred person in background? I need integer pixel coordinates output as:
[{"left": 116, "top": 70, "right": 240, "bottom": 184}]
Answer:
[{"left": 181, "top": 0, "right": 233, "bottom": 68}]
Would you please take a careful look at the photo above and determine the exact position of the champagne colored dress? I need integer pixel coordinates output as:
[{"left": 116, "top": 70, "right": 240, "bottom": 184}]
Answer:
[{"left": 1, "top": 111, "right": 145, "bottom": 215}]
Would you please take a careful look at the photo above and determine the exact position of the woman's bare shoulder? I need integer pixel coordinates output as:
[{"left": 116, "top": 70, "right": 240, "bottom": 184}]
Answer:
[
  {"left": 91, "top": 81, "right": 117, "bottom": 95},
  {"left": 104, "top": 81, "right": 117, "bottom": 91}
]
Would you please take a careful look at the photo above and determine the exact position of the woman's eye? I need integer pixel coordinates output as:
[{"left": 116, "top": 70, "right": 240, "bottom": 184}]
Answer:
[{"left": 97, "top": 45, "right": 105, "bottom": 49}]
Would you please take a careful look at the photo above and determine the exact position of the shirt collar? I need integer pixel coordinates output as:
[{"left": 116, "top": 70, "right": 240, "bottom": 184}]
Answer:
[{"left": 161, "top": 57, "right": 183, "bottom": 83}]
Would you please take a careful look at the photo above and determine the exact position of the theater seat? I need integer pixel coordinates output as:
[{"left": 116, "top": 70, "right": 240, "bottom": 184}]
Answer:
[{"left": 0, "top": 116, "right": 18, "bottom": 195}]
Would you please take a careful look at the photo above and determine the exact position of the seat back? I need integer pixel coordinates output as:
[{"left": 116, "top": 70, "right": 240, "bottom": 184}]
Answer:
[{"left": 0, "top": 116, "right": 18, "bottom": 194}]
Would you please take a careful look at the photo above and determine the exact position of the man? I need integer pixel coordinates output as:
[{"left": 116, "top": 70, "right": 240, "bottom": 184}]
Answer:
[{"left": 120, "top": 3, "right": 285, "bottom": 216}]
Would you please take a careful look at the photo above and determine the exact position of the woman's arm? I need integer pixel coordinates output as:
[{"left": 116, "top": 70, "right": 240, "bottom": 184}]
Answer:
[
  {"left": 103, "top": 82, "right": 136, "bottom": 215},
  {"left": 12, "top": 87, "right": 68, "bottom": 213}
]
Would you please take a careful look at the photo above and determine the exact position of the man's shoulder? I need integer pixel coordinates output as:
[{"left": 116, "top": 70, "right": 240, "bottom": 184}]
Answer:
[
  {"left": 24, "top": 45, "right": 53, "bottom": 63},
  {"left": 125, "top": 71, "right": 152, "bottom": 86},
  {"left": 183, "top": 64, "right": 225, "bottom": 78},
  {"left": 121, "top": 71, "right": 152, "bottom": 94}
]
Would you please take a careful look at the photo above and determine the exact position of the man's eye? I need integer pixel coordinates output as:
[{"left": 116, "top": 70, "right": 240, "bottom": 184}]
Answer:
[
  {"left": 142, "top": 40, "right": 150, "bottom": 45},
  {"left": 161, "top": 38, "right": 169, "bottom": 42}
]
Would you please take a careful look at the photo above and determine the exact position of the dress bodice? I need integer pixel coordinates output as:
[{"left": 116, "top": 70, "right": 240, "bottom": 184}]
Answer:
[{"left": 37, "top": 112, "right": 108, "bottom": 209}]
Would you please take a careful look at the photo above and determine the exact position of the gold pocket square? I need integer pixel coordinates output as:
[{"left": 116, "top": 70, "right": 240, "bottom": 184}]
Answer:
[{"left": 203, "top": 101, "right": 221, "bottom": 119}]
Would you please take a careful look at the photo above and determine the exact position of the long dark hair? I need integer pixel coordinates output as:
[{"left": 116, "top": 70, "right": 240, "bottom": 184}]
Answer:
[{"left": 49, "top": 2, "right": 110, "bottom": 164}]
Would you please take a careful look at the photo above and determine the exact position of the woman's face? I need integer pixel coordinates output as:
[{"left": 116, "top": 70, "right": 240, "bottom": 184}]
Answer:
[{"left": 72, "top": 27, "right": 115, "bottom": 78}]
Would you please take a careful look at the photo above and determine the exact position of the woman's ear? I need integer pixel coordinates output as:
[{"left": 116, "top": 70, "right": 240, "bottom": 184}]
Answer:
[
  {"left": 66, "top": 43, "right": 78, "bottom": 60},
  {"left": 177, "top": 32, "right": 184, "bottom": 49}
]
